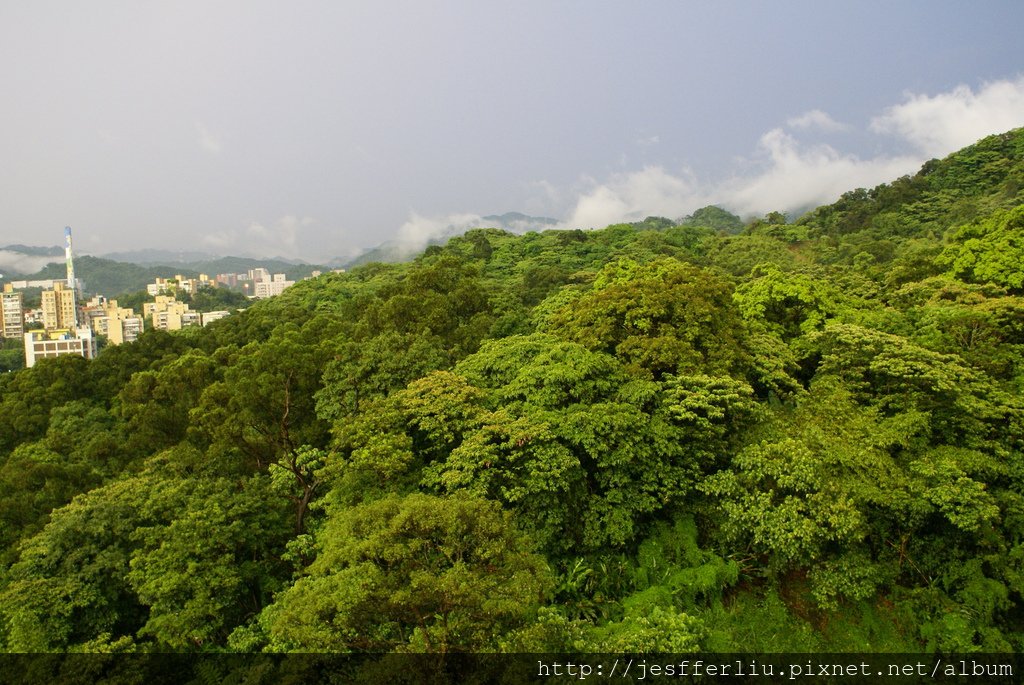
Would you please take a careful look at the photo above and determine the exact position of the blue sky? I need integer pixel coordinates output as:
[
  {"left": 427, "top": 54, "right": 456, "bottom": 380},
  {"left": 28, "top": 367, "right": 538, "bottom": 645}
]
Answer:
[{"left": 1, "top": 1, "right": 1022, "bottom": 264}]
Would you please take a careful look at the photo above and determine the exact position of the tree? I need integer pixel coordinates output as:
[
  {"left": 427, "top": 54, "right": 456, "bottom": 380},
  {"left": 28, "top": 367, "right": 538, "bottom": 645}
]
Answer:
[
  {"left": 334, "top": 335, "right": 757, "bottom": 553},
  {"left": 193, "top": 324, "right": 329, "bottom": 472},
  {"left": 0, "top": 460, "right": 292, "bottom": 652},
  {"left": 191, "top": 324, "right": 331, "bottom": 533},
  {"left": 734, "top": 265, "right": 842, "bottom": 342},
  {"left": 0, "top": 442, "right": 101, "bottom": 565},
  {"left": 115, "top": 349, "right": 220, "bottom": 456},
  {"left": 315, "top": 332, "right": 448, "bottom": 422},
  {"left": 0, "top": 477, "right": 156, "bottom": 651},
  {"left": 679, "top": 205, "right": 744, "bottom": 233},
  {"left": 939, "top": 204, "right": 1024, "bottom": 291},
  {"left": 255, "top": 493, "right": 552, "bottom": 652},
  {"left": 0, "top": 355, "right": 92, "bottom": 454},
  {"left": 543, "top": 259, "right": 749, "bottom": 380},
  {"left": 126, "top": 474, "right": 291, "bottom": 649}
]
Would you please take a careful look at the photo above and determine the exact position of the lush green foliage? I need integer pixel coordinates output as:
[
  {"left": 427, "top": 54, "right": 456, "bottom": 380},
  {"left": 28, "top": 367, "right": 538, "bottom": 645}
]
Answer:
[
  {"left": 0, "top": 338, "right": 23, "bottom": 373},
  {"left": 1, "top": 128, "right": 1024, "bottom": 654}
]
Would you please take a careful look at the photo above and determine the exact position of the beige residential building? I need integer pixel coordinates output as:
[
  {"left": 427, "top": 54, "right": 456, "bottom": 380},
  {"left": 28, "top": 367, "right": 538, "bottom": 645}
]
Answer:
[
  {"left": 91, "top": 298, "right": 145, "bottom": 345},
  {"left": 41, "top": 282, "right": 77, "bottom": 330},
  {"left": 144, "top": 296, "right": 200, "bottom": 331},
  {"left": 1, "top": 284, "right": 24, "bottom": 339},
  {"left": 180, "top": 273, "right": 214, "bottom": 294},
  {"left": 147, "top": 277, "right": 174, "bottom": 297},
  {"left": 147, "top": 273, "right": 216, "bottom": 296},
  {"left": 23, "top": 327, "right": 97, "bottom": 368}
]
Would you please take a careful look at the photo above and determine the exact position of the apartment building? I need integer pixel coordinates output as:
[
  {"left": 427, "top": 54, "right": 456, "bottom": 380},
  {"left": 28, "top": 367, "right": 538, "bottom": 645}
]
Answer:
[
  {"left": 23, "top": 328, "right": 97, "bottom": 368},
  {"left": 41, "top": 281, "right": 77, "bottom": 330},
  {"left": 144, "top": 296, "right": 200, "bottom": 331},
  {"left": 147, "top": 274, "right": 215, "bottom": 296},
  {"left": 89, "top": 298, "right": 145, "bottom": 345},
  {"left": 253, "top": 273, "right": 295, "bottom": 298},
  {"left": 200, "top": 310, "right": 230, "bottom": 326},
  {"left": 1, "top": 284, "right": 24, "bottom": 339}
]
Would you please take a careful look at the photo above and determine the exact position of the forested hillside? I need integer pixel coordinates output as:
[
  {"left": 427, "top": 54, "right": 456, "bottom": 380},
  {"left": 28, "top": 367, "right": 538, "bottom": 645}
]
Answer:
[
  {"left": 1, "top": 129, "right": 1023, "bottom": 655},
  {"left": 11, "top": 255, "right": 324, "bottom": 299}
]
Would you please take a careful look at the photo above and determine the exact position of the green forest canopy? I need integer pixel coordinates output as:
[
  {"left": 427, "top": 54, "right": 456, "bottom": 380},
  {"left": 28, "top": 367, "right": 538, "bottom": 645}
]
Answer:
[{"left": 1, "top": 128, "right": 1024, "bottom": 655}]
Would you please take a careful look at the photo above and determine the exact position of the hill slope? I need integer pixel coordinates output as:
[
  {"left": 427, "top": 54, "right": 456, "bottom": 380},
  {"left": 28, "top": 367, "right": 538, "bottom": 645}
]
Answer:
[{"left": 798, "top": 127, "right": 1024, "bottom": 237}]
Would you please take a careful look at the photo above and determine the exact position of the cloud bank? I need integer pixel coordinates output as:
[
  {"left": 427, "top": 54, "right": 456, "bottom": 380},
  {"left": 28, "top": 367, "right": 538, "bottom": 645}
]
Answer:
[
  {"left": 556, "top": 76, "right": 1024, "bottom": 228},
  {"left": 720, "top": 129, "right": 920, "bottom": 217},
  {"left": 871, "top": 76, "right": 1024, "bottom": 157},
  {"left": 367, "top": 78, "right": 1024, "bottom": 254},
  {"left": 0, "top": 251, "right": 60, "bottom": 276},
  {"left": 396, "top": 212, "right": 486, "bottom": 252},
  {"left": 563, "top": 167, "right": 706, "bottom": 230}
]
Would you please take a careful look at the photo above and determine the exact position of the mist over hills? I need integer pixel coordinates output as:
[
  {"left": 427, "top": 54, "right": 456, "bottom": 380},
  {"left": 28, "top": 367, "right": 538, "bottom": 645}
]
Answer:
[
  {"left": 342, "top": 212, "right": 563, "bottom": 268},
  {"left": 0, "top": 246, "right": 64, "bottom": 278},
  {"left": 99, "top": 249, "right": 228, "bottom": 265},
  {"left": 0, "top": 212, "right": 561, "bottom": 284}
]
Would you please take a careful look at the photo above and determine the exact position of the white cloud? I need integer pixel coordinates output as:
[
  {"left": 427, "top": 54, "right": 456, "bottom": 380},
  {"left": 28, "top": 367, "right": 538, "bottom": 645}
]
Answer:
[
  {"left": 551, "top": 136, "right": 919, "bottom": 228},
  {"left": 0, "top": 251, "right": 59, "bottom": 276},
  {"left": 202, "top": 215, "right": 315, "bottom": 257},
  {"left": 387, "top": 78, "right": 1024, "bottom": 239},
  {"left": 787, "top": 109, "right": 848, "bottom": 132},
  {"left": 396, "top": 212, "right": 485, "bottom": 252},
  {"left": 196, "top": 121, "right": 223, "bottom": 154},
  {"left": 563, "top": 166, "right": 705, "bottom": 229},
  {"left": 871, "top": 76, "right": 1024, "bottom": 157},
  {"left": 200, "top": 231, "right": 233, "bottom": 250},
  {"left": 720, "top": 129, "right": 919, "bottom": 217},
  {"left": 549, "top": 78, "right": 1024, "bottom": 226}
]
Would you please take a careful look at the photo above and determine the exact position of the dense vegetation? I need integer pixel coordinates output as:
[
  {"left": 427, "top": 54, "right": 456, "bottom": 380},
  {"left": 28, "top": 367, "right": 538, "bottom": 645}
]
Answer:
[
  {"left": 1, "top": 129, "right": 1023, "bottom": 654},
  {"left": 22, "top": 256, "right": 204, "bottom": 300}
]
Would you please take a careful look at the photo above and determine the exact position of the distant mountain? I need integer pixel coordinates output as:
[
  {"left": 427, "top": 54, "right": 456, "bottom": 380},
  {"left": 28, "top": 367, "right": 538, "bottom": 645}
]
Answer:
[
  {"left": 179, "top": 257, "right": 324, "bottom": 281},
  {"left": 21, "top": 256, "right": 201, "bottom": 297},
  {"left": 342, "top": 212, "right": 560, "bottom": 268},
  {"left": 100, "top": 249, "right": 223, "bottom": 264},
  {"left": 678, "top": 206, "right": 745, "bottom": 233},
  {"left": 101, "top": 249, "right": 313, "bottom": 269},
  {"left": 11, "top": 253, "right": 329, "bottom": 297},
  {"left": 101, "top": 251, "right": 329, "bottom": 285},
  {"left": 1, "top": 244, "right": 63, "bottom": 257},
  {"left": 480, "top": 212, "right": 559, "bottom": 233}
]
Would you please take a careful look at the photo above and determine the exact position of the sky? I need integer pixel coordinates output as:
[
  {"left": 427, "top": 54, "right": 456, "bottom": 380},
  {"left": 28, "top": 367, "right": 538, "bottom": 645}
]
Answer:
[{"left": 1, "top": 1, "right": 1023, "bottom": 265}]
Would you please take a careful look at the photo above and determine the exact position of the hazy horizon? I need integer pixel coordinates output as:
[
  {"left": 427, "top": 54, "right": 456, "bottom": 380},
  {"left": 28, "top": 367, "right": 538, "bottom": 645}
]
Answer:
[{"left": 2, "top": 1, "right": 1023, "bottom": 262}]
